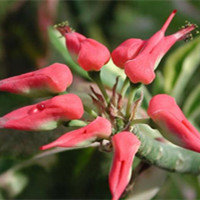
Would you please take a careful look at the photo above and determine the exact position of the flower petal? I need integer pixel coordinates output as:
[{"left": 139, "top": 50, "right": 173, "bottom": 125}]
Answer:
[
  {"left": 111, "top": 38, "right": 145, "bottom": 68},
  {"left": 0, "top": 63, "right": 73, "bottom": 96},
  {"left": 0, "top": 94, "right": 83, "bottom": 131},
  {"left": 148, "top": 94, "right": 200, "bottom": 152},
  {"left": 109, "top": 131, "right": 141, "bottom": 200},
  {"left": 40, "top": 117, "right": 112, "bottom": 149},
  {"left": 78, "top": 38, "right": 110, "bottom": 71}
]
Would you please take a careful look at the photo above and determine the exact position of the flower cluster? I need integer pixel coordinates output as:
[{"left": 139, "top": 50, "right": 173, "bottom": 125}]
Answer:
[{"left": 0, "top": 10, "right": 199, "bottom": 200}]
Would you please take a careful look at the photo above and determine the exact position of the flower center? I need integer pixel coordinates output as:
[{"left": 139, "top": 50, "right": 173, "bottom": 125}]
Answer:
[{"left": 54, "top": 21, "right": 74, "bottom": 36}]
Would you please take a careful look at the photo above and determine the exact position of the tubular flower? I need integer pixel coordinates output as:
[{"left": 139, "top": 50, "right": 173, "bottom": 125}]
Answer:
[
  {"left": 112, "top": 10, "right": 195, "bottom": 84},
  {"left": 147, "top": 94, "right": 200, "bottom": 152},
  {"left": 0, "top": 94, "right": 83, "bottom": 131},
  {"left": 109, "top": 131, "right": 141, "bottom": 200},
  {"left": 56, "top": 25, "right": 110, "bottom": 71},
  {"left": 0, "top": 63, "right": 73, "bottom": 97},
  {"left": 40, "top": 117, "right": 112, "bottom": 149}
]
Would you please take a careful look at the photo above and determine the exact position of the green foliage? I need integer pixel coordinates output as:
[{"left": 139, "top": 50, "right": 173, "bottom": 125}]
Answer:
[
  {"left": 0, "top": 1, "right": 200, "bottom": 200},
  {"left": 164, "top": 37, "right": 200, "bottom": 104}
]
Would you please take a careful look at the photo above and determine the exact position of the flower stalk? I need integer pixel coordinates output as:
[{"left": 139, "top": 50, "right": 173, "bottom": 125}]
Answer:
[{"left": 89, "top": 71, "right": 109, "bottom": 104}]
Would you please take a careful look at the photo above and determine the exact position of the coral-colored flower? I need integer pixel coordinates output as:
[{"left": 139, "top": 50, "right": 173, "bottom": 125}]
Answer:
[
  {"left": 0, "top": 94, "right": 83, "bottom": 131},
  {"left": 109, "top": 131, "right": 141, "bottom": 200},
  {"left": 57, "top": 26, "right": 110, "bottom": 71},
  {"left": 111, "top": 38, "right": 145, "bottom": 69},
  {"left": 112, "top": 10, "right": 195, "bottom": 84},
  {"left": 148, "top": 94, "right": 200, "bottom": 152},
  {"left": 0, "top": 63, "right": 73, "bottom": 97},
  {"left": 40, "top": 117, "right": 112, "bottom": 149}
]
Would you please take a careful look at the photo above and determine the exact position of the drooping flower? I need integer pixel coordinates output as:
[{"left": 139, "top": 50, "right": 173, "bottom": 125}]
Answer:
[
  {"left": 109, "top": 131, "right": 141, "bottom": 200},
  {"left": 112, "top": 10, "right": 196, "bottom": 84},
  {"left": 40, "top": 117, "right": 112, "bottom": 149},
  {"left": 56, "top": 25, "right": 110, "bottom": 71},
  {"left": 147, "top": 94, "right": 200, "bottom": 152},
  {"left": 0, "top": 94, "right": 83, "bottom": 131},
  {"left": 0, "top": 63, "right": 73, "bottom": 97}
]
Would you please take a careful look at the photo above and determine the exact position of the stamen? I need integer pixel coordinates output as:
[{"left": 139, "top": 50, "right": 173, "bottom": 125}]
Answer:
[
  {"left": 176, "top": 19, "right": 198, "bottom": 42},
  {"left": 53, "top": 21, "right": 75, "bottom": 36}
]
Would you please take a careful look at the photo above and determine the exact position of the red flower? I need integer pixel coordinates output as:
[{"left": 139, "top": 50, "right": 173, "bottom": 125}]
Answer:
[
  {"left": 40, "top": 117, "right": 112, "bottom": 149},
  {"left": 111, "top": 38, "right": 145, "bottom": 69},
  {"left": 109, "top": 131, "right": 141, "bottom": 200},
  {"left": 0, "top": 94, "right": 83, "bottom": 131},
  {"left": 0, "top": 63, "right": 73, "bottom": 97},
  {"left": 147, "top": 94, "right": 200, "bottom": 152},
  {"left": 57, "top": 26, "right": 110, "bottom": 71},
  {"left": 112, "top": 10, "right": 196, "bottom": 84}
]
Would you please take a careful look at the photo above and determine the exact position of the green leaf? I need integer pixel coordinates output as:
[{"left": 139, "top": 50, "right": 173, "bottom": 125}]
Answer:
[
  {"left": 127, "top": 167, "right": 168, "bottom": 200},
  {"left": 183, "top": 83, "right": 200, "bottom": 117},
  {"left": 152, "top": 71, "right": 165, "bottom": 95},
  {"left": 0, "top": 126, "right": 74, "bottom": 158},
  {"left": 164, "top": 37, "right": 200, "bottom": 103},
  {"left": 135, "top": 124, "right": 200, "bottom": 174},
  {"left": 101, "top": 60, "right": 126, "bottom": 88},
  {"left": 0, "top": 171, "right": 28, "bottom": 198}
]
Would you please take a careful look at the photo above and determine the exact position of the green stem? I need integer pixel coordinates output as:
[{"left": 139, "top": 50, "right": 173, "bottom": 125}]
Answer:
[
  {"left": 84, "top": 105, "right": 98, "bottom": 118},
  {"left": 134, "top": 124, "right": 200, "bottom": 174},
  {"left": 131, "top": 118, "right": 151, "bottom": 125},
  {"left": 126, "top": 84, "right": 137, "bottom": 117},
  {"left": 89, "top": 71, "right": 109, "bottom": 104},
  {"left": 120, "top": 77, "right": 130, "bottom": 97}
]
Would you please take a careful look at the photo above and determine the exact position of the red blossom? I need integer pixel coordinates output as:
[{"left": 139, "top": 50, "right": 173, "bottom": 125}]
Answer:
[
  {"left": 111, "top": 38, "right": 145, "bottom": 69},
  {"left": 109, "top": 131, "right": 141, "bottom": 200},
  {"left": 57, "top": 28, "right": 110, "bottom": 71},
  {"left": 0, "top": 63, "right": 73, "bottom": 97},
  {"left": 112, "top": 10, "right": 195, "bottom": 84},
  {"left": 40, "top": 117, "right": 112, "bottom": 149},
  {"left": 148, "top": 94, "right": 200, "bottom": 152},
  {"left": 0, "top": 94, "right": 83, "bottom": 131}
]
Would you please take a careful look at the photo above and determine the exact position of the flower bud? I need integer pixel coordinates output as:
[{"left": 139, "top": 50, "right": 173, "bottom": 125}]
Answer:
[
  {"left": 0, "top": 63, "right": 73, "bottom": 97},
  {"left": 40, "top": 117, "right": 112, "bottom": 149},
  {"left": 111, "top": 38, "right": 145, "bottom": 69},
  {"left": 112, "top": 10, "right": 195, "bottom": 85},
  {"left": 0, "top": 94, "right": 83, "bottom": 131},
  {"left": 57, "top": 27, "right": 110, "bottom": 71},
  {"left": 109, "top": 131, "right": 141, "bottom": 200},
  {"left": 148, "top": 94, "right": 200, "bottom": 152}
]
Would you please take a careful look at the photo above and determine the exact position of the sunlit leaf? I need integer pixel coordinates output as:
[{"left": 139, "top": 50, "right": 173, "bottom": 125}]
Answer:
[
  {"left": 127, "top": 166, "right": 168, "bottom": 200},
  {"left": 183, "top": 83, "right": 200, "bottom": 117},
  {"left": 164, "top": 37, "right": 200, "bottom": 103},
  {"left": 152, "top": 71, "right": 165, "bottom": 95},
  {"left": 0, "top": 171, "right": 28, "bottom": 198}
]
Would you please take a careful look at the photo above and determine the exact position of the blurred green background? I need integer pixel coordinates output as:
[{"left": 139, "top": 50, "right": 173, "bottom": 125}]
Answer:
[{"left": 0, "top": 0, "right": 200, "bottom": 199}]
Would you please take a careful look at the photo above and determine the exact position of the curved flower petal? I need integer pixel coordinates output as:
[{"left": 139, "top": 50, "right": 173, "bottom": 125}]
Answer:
[
  {"left": 0, "top": 94, "right": 83, "bottom": 131},
  {"left": 65, "top": 32, "right": 86, "bottom": 62},
  {"left": 78, "top": 38, "right": 110, "bottom": 71},
  {"left": 109, "top": 131, "right": 141, "bottom": 200},
  {"left": 40, "top": 117, "right": 112, "bottom": 149},
  {"left": 147, "top": 94, "right": 200, "bottom": 152},
  {"left": 0, "top": 63, "right": 73, "bottom": 96},
  {"left": 124, "top": 10, "right": 195, "bottom": 84},
  {"left": 111, "top": 38, "right": 145, "bottom": 69},
  {"left": 57, "top": 27, "right": 110, "bottom": 71}
]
